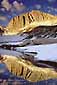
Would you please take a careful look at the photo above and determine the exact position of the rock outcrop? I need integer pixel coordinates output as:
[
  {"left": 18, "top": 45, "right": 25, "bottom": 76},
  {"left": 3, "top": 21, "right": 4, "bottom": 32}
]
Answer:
[{"left": 4, "top": 10, "right": 57, "bottom": 35}]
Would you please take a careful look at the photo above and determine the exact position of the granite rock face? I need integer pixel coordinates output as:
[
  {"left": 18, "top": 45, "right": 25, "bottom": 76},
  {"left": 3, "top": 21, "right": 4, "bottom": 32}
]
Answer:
[{"left": 0, "top": 10, "right": 57, "bottom": 35}]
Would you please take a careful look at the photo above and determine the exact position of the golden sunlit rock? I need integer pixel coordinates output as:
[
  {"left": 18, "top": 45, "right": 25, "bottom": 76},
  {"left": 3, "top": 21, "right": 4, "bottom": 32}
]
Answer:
[
  {"left": 0, "top": 26, "right": 4, "bottom": 35},
  {"left": 3, "top": 10, "right": 57, "bottom": 35},
  {"left": 1, "top": 55, "right": 57, "bottom": 82}
]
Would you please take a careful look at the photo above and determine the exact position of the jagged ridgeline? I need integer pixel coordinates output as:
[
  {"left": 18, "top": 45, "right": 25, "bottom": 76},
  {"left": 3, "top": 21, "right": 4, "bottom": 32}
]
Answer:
[{"left": 1, "top": 10, "right": 57, "bottom": 35}]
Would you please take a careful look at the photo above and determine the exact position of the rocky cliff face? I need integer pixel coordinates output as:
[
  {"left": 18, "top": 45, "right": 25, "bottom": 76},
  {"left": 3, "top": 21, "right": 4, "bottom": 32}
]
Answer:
[
  {"left": 3, "top": 10, "right": 57, "bottom": 35},
  {"left": 0, "top": 26, "right": 4, "bottom": 35}
]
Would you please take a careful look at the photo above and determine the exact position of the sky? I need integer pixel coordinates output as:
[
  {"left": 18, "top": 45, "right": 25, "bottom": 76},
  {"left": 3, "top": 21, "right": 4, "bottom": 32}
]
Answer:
[{"left": 0, "top": 0, "right": 57, "bottom": 26}]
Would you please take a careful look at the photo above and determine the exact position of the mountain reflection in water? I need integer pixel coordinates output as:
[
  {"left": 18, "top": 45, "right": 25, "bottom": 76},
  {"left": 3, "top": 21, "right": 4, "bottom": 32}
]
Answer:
[{"left": 0, "top": 43, "right": 57, "bottom": 84}]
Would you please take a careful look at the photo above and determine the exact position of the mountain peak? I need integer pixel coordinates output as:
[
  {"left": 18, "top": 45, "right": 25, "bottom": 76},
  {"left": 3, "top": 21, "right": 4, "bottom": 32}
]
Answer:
[{"left": 2, "top": 10, "right": 57, "bottom": 35}]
